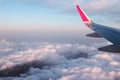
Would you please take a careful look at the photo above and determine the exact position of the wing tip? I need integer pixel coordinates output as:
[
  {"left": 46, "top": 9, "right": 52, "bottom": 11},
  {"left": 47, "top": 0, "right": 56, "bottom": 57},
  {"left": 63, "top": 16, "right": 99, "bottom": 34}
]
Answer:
[
  {"left": 76, "top": 5, "right": 79, "bottom": 8},
  {"left": 76, "top": 5, "right": 92, "bottom": 27},
  {"left": 76, "top": 5, "right": 90, "bottom": 21}
]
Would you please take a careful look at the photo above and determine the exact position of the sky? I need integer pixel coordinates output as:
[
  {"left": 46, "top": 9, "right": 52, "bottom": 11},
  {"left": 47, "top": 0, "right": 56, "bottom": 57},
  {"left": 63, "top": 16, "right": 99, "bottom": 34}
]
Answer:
[
  {"left": 0, "top": 1, "right": 120, "bottom": 79},
  {"left": 0, "top": 0, "right": 120, "bottom": 43}
]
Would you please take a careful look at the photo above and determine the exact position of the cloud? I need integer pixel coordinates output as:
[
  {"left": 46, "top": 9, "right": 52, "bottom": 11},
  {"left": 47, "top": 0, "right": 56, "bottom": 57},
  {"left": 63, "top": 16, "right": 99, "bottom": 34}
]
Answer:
[
  {"left": 18, "top": 0, "right": 120, "bottom": 16},
  {"left": 1, "top": 0, "right": 120, "bottom": 15},
  {"left": 0, "top": 40, "right": 119, "bottom": 80},
  {"left": 85, "top": 0, "right": 118, "bottom": 10},
  {"left": 0, "top": 40, "right": 89, "bottom": 77}
]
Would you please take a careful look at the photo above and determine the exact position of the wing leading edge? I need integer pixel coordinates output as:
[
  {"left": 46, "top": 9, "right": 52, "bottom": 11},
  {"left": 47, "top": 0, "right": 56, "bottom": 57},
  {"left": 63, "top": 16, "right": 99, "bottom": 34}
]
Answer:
[{"left": 76, "top": 5, "right": 120, "bottom": 53}]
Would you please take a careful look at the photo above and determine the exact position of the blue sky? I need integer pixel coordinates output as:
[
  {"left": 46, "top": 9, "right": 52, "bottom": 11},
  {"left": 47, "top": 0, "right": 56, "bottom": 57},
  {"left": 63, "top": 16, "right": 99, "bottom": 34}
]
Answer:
[
  {"left": 0, "top": 0, "right": 80, "bottom": 30},
  {"left": 0, "top": 0, "right": 120, "bottom": 43}
]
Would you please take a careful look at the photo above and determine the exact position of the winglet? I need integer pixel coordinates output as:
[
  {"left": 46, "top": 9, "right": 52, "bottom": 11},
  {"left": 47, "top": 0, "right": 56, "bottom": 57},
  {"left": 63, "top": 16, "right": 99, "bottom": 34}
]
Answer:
[{"left": 76, "top": 5, "right": 92, "bottom": 27}]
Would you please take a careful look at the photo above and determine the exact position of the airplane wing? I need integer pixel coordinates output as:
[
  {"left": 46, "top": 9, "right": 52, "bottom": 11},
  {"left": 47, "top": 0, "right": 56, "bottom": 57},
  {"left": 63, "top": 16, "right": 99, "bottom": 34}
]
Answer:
[{"left": 76, "top": 5, "right": 120, "bottom": 53}]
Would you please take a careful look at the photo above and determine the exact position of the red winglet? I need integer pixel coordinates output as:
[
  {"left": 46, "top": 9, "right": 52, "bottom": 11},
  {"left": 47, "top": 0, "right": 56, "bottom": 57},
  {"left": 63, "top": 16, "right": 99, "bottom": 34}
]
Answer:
[
  {"left": 76, "top": 5, "right": 90, "bottom": 22},
  {"left": 76, "top": 5, "right": 92, "bottom": 27}
]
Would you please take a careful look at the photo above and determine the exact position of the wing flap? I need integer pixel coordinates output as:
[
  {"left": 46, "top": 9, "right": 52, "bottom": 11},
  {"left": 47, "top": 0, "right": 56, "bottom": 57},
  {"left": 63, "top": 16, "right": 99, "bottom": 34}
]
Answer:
[
  {"left": 86, "top": 32, "right": 103, "bottom": 38},
  {"left": 98, "top": 45, "right": 120, "bottom": 53}
]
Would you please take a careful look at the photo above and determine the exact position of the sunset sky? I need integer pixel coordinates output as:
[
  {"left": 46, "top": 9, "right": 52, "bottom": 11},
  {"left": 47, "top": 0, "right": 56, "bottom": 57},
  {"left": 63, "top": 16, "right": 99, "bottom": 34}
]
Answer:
[{"left": 0, "top": 0, "right": 120, "bottom": 42}]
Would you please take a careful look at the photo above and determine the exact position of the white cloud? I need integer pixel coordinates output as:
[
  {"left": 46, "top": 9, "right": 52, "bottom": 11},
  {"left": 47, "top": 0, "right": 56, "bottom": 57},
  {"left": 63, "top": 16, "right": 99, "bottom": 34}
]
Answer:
[
  {"left": 1, "top": 0, "right": 120, "bottom": 15},
  {"left": 41, "top": 0, "right": 120, "bottom": 15},
  {"left": 85, "top": 0, "right": 118, "bottom": 10},
  {"left": 18, "top": 0, "right": 119, "bottom": 11},
  {"left": 0, "top": 40, "right": 119, "bottom": 80}
]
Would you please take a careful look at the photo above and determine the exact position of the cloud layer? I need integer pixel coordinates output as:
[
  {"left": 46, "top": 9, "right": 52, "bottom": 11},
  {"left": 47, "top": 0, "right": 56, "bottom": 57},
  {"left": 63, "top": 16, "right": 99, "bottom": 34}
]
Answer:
[
  {"left": 0, "top": 40, "right": 119, "bottom": 80},
  {"left": 21, "top": 0, "right": 120, "bottom": 13},
  {"left": 1, "top": 0, "right": 119, "bottom": 12}
]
